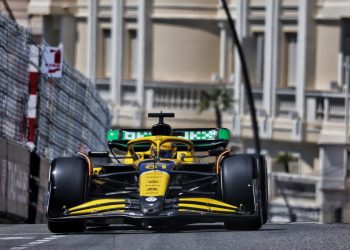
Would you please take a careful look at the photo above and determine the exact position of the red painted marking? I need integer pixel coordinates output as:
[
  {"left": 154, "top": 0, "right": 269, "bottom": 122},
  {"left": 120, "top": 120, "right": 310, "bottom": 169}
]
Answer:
[
  {"left": 28, "top": 72, "right": 39, "bottom": 95},
  {"left": 27, "top": 118, "right": 36, "bottom": 142}
]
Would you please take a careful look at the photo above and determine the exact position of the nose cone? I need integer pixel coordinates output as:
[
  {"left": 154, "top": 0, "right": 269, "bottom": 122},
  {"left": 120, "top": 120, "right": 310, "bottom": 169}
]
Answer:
[
  {"left": 139, "top": 170, "right": 170, "bottom": 197},
  {"left": 138, "top": 160, "right": 174, "bottom": 215}
]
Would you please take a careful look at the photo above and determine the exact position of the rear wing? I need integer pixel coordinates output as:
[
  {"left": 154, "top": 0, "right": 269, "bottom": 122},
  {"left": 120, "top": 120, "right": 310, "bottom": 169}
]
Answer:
[{"left": 107, "top": 128, "right": 231, "bottom": 152}]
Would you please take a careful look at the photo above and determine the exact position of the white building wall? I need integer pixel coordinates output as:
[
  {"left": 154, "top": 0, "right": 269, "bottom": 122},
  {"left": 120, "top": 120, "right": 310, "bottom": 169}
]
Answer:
[
  {"left": 152, "top": 21, "right": 220, "bottom": 82},
  {"left": 315, "top": 24, "right": 340, "bottom": 90}
]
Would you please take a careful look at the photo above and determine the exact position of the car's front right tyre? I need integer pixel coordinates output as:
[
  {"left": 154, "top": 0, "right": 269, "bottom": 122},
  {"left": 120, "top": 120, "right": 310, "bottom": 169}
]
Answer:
[
  {"left": 219, "top": 154, "right": 263, "bottom": 230},
  {"left": 47, "top": 157, "right": 89, "bottom": 233}
]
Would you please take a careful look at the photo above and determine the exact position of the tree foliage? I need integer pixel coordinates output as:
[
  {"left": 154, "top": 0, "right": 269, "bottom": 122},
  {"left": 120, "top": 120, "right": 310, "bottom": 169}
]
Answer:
[
  {"left": 275, "top": 152, "right": 296, "bottom": 173},
  {"left": 198, "top": 85, "right": 233, "bottom": 128}
]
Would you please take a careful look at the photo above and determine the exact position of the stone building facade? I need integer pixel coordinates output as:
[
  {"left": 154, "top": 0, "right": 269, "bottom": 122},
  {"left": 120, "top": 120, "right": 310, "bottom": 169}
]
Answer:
[{"left": 3, "top": 0, "right": 350, "bottom": 223}]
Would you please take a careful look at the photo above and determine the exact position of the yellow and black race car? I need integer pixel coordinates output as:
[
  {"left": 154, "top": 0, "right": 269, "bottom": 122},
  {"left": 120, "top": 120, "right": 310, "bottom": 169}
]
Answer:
[{"left": 46, "top": 112, "right": 268, "bottom": 233}]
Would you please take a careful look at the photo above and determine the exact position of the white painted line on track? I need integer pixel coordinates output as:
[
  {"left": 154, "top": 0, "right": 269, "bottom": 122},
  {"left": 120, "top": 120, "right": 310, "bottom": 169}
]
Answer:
[
  {"left": 10, "top": 234, "right": 66, "bottom": 250},
  {"left": 0, "top": 233, "right": 50, "bottom": 236},
  {"left": 49, "top": 235, "right": 65, "bottom": 238},
  {"left": 0, "top": 237, "right": 35, "bottom": 240},
  {"left": 27, "top": 241, "right": 44, "bottom": 245}
]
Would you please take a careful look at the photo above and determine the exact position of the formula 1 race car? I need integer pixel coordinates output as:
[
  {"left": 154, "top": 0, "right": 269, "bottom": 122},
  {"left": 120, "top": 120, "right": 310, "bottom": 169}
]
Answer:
[{"left": 46, "top": 112, "right": 268, "bottom": 233}]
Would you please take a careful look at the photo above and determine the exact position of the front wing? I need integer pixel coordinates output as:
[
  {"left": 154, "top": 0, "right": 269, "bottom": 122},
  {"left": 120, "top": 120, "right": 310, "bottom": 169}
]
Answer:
[{"left": 47, "top": 197, "right": 260, "bottom": 223}]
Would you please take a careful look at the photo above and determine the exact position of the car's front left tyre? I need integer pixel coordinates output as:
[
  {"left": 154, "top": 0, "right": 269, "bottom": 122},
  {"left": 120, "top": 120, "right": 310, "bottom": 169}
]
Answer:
[{"left": 47, "top": 157, "right": 89, "bottom": 233}]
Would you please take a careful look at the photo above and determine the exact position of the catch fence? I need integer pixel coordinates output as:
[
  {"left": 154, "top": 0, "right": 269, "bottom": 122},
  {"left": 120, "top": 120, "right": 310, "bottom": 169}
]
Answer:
[
  {"left": 0, "top": 12, "right": 111, "bottom": 160},
  {"left": 0, "top": 13, "right": 29, "bottom": 144},
  {"left": 36, "top": 61, "right": 110, "bottom": 159}
]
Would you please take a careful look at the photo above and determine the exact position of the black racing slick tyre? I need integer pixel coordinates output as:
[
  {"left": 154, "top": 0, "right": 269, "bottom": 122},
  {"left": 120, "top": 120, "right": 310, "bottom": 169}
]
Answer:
[
  {"left": 47, "top": 157, "right": 89, "bottom": 233},
  {"left": 220, "top": 154, "right": 263, "bottom": 230},
  {"left": 258, "top": 155, "right": 268, "bottom": 224}
]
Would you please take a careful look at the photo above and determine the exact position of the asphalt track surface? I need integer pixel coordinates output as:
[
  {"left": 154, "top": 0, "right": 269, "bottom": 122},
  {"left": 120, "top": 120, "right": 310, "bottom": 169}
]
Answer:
[{"left": 0, "top": 223, "right": 349, "bottom": 250}]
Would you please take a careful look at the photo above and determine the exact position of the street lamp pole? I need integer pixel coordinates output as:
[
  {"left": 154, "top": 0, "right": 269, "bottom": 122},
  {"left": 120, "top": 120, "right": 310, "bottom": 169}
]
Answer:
[
  {"left": 87, "top": 0, "right": 98, "bottom": 85},
  {"left": 220, "top": 0, "right": 261, "bottom": 155},
  {"left": 344, "top": 56, "right": 350, "bottom": 144}
]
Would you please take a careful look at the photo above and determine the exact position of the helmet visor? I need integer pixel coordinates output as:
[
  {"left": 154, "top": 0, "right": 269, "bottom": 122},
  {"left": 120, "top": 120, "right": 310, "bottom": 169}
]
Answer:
[{"left": 159, "top": 150, "right": 174, "bottom": 158}]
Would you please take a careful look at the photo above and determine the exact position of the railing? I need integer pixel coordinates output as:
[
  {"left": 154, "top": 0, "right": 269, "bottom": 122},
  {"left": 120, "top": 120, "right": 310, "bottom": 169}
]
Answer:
[
  {"left": 120, "top": 80, "right": 224, "bottom": 111},
  {"left": 97, "top": 79, "right": 350, "bottom": 125},
  {"left": 269, "top": 172, "right": 321, "bottom": 222},
  {"left": 273, "top": 88, "right": 348, "bottom": 123},
  {"left": 98, "top": 79, "right": 232, "bottom": 112},
  {"left": 270, "top": 172, "right": 320, "bottom": 201}
]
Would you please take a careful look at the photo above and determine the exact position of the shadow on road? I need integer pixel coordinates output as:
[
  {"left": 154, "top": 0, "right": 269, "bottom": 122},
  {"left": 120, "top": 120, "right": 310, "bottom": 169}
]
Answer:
[{"left": 81, "top": 223, "right": 285, "bottom": 235}]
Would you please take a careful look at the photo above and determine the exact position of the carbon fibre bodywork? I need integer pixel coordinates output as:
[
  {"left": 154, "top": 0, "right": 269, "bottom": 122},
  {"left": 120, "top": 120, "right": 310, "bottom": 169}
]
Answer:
[{"left": 46, "top": 113, "right": 267, "bottom": 231}]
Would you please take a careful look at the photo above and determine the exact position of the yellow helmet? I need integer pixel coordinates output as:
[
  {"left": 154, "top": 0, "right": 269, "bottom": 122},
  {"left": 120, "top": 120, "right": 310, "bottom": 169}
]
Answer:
[{"left": 159, "top": 142, "right": 176, "bottom": 158}]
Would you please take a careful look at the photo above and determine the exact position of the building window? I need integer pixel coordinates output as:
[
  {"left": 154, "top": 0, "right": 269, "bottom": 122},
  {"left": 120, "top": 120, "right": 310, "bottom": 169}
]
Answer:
[
  {"left": 243, "top": 33, "right": 265, "bottom": 87},
  {"left": 282, "top": 33, "right": 298, "bottom": 87},
  {"left": 128, "top": 29, "right": 137, "bottom": 79},
  {"left": 103, "top": 29, "right": 111, "bottom": 78},
  {"left": 255, "top": 33, "right": 265, "bottom": 87},
  {"left": 340, "top": 18, "right": 350, "bottom": 87}
]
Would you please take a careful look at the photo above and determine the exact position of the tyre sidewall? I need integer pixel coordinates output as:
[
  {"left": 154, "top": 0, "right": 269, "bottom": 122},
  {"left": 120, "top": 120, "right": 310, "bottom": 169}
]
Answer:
[
  {"left": 220, "top": 154, "right": 256, "bottom": 212},
  {"left": 48, "top": 157, "right": 88, "bottom": 218}
]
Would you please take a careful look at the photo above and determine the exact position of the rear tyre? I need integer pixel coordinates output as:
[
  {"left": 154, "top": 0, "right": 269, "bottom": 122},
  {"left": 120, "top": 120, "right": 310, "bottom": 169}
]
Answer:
[
  {"left": 47, "top": 157, "right": 88, "bottom": 233},
  {"left": 220, "top": 154, "right": 262, "bottom": 230}
]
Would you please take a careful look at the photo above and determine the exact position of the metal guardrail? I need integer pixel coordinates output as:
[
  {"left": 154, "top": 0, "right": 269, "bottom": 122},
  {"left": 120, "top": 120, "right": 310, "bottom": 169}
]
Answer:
[{"left": 0, "top": 138, "right": 30, "bottom": 221}]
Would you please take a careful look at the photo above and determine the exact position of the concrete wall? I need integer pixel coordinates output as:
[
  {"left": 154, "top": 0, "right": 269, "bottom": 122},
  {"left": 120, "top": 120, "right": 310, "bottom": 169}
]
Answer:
[
  {"left": 320, "top": 144, "right": 350, "bottom": 223},
  {"left": 0, "top": 137, "right": 53, "bottom": 223},
  {"left": 0, "top": 138, "right": 30, "bottom": 220},
  {"left": 36, "top": 159, "right": 50, "bottom": 223},
  {"left": 322, "top": 184, "right": 350, "bottom": 223}
]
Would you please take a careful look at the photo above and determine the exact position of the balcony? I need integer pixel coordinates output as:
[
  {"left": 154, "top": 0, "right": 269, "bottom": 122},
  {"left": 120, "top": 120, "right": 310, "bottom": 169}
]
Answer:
[{"left": 96, "top": 79, "right": 350, "bottom": 144}]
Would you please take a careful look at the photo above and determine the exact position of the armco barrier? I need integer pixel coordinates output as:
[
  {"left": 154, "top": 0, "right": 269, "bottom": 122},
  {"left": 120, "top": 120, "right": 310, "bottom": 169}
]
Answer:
[
  {"left": 35, "top": 158, "right": 50, "bottom": 223},
  {"left": 0, "top": 138, "right": 30, "bottom": 221},
  {"left": 0, "top": 138, "right": 7, "bottom": 214}
]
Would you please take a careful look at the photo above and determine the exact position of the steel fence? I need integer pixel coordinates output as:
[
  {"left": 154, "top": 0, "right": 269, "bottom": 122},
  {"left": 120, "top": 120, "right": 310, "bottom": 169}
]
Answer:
[
  {"left": 36, "top": 60, "right": 110, "bottom": 160},
  {"left": 0, "top": 12, "right": 110, "bottom": 159},
  {"left": 0, "top": 13, "right": 29, "bottom": 144}
]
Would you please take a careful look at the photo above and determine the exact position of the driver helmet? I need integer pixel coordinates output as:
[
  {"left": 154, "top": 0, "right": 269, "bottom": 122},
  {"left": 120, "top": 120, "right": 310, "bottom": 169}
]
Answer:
[{"left": 159, "top": 142, "right": 177, "bottom": 158}]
